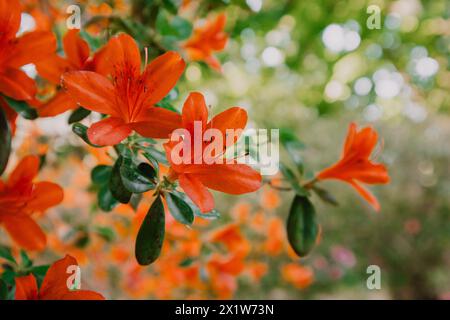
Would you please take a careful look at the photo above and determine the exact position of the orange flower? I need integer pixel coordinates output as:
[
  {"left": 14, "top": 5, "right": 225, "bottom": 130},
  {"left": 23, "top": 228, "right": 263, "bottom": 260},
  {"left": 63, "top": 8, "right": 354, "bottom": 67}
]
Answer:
[
  {"left": 316, "top": 122, "right": 390, "bottom": 211},
  {"left": 35, "top": 29, "right": 110, "bottom": 117},
  {"left": 15, "top": 255, "right": 104, "bottom": 300},
  {"left": 163, "top": 92, "right": 262, "bottom": 213},
  {"left": 0, "top": 0, "right": 55, "bottom": 101},
  {"left": 183, "top": 13, "right": 228, "bottom": 72},
  {"left": 281, "top": 263, "right": 314, "bottom": 289},
  {"left": 0, "top": 155, "right": 63, "bottom": 251},
  {"left": 62, "top": 33, "right": 185, "bottom": 146}
]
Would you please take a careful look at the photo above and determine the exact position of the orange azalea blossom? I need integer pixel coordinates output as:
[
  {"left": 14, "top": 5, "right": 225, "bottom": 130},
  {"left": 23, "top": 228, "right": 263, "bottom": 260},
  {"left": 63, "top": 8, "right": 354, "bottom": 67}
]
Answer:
[
  {"left": 35, "top": 29, "right": 111, "bottom": 117},
  {"left": 15, "top": 255, "right": 104, "bottom": 300},
  {"left": 316, "top": 122, "right": 390, "bottom": 211},
  {"left": 163, "top": 92, "right": 262, "bottom": 213},
  {"left": 0, "top": 0, "right": 55, "bottom": 101},
  {"left": 0, "top": 155, "right": 63, "bottom": 251},
  {"left": 62, "top": 33, "right": 185, "bottom": 146},
  {"left": 183, "top": 13, "right": 228, "bottom": 72},
  {"left": 281, "top": 263, "right": 314, "bottom": 289}
]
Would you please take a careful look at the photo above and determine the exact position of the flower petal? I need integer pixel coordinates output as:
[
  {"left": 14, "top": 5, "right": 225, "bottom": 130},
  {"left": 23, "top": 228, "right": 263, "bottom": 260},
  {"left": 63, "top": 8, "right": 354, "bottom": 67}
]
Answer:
[
  {"left": 187, "top": 163, "right": 262, "bottom": 195},
  {"left": 7, "top": 155, "right": 39, "bottom": 188},
  {"left": 0, "top": 0, "right": 21, "bottom": 40},
  {"left": 87, "top": 117, "right": 132, "bottom": 146},
  {"left": 207, "top": 107, "right": 247, "bottom": 147},
  {"left": 37, "top": 91, "right": 78, "bottom": 117},
  {"left": 39, "top": 255, "right": 102, "bottom": 300},
  {"left": 348, "top": 180, "right": 380, "bottom": 211},
  {"left": 62, "top": 71, "right": 119, "bottom": 116},
  {"left": 182, "top": 92, "right": 208, "bottom": 130},
  {"left": 2, "top": 214, "right": 46, "bottom": 251},
  {"left": 15, "top": 274, "right": 39, "bottom": 300},
  {"left": 7, "top": 31, "right": 57, "bottom": 68},
  {"left": 35, "top": 54, "right": 72, "bottom": 84},
  {"left": 26, "top": 181, "right": 64, "bottom": 212},
  {"left": 179, "top": 173, "right": 214, "bottom": 213},
  {"left": 99, "top": 33, "right": 141, "bottom": 77},
  {"left": 131, "top": 107, "right": 182, "bottom": 139},
  {"left": 142, "top": 51, "right": 185, "bottom": 105},
  {"left": 0, "top": 68, "right": 37, "bottom": 100},
  {"left": 62, "top": 29, "right": 90, "bottom": 68}
]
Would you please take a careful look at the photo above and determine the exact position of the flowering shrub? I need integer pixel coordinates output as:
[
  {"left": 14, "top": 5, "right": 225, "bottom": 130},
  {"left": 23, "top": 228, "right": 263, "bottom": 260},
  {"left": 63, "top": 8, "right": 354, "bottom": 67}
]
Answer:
[{"left": 6, "top": 0, "right": 440, "bottom": 300}]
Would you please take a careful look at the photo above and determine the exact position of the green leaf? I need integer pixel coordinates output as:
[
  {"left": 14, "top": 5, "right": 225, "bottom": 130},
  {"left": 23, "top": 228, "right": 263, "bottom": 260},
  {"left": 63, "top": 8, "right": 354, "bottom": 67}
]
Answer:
[
  {"left": 156, "top": 9, "right": 192, "bottom": 41},
  {"left": 98, "top": 184, "right": 119, "bottom": 212},
  {"left": 0, "top": 108, "right": 11, "bottom": 175},
  {"left": 91, "top": 165, "right": 112, "bottom": 185},
  {"left": 72, "top": 123, "right": 101, "bottom": 147},
  {"left": 135, "top": 195, "right": 165, "bottom": 265},
  {"left": 94, "top": 226, "right": 116, "bottom": 242},
  {"left": 130, "top": 193, "right": 143, "bottom": 211},
  {"left": 78, "top": 29, "right": 102, "bottom": 51},
  {"left": 0, "top": 279, "right": 8, "bottom": 300},
  {"left": 287, "top": 195, "right": 319, "bottom": 257},
  {"left": 109, "top": 156, "right": 132, "bottom": 204},
  {"left": 20, "top": 250, "right": 32, "bottom": 268},
  {"left": 2, "top": 95, "right": 37, "bottom": 120},
  {"left": 280, "top": 163, "right": 309, "bottom": 196},
  {"left": 164, "top": 191, "right": 194, "bottom": 225},
  {"left": 142, "top": 147, "right": 168, "bottom": 166},
  {"left": 30, "top": 265, "right": 50, "bottom": 287},
  {"left": 162, "top": 0, "right": 181, "bottom": 14},
  {"left": 312, "top": 186, "right": 339, "bottom": 206},
  {"left": 179, "top": 257, "right": 194, "bottom": 267},
  {"left": 170, "top": 190, "right": 220, "bottom": 219},
  {"left": 120, "top": 156, "right": 156, "bottom": 193},
  {"left": 0, "top": 245, "right": 16, "bottom": 264},
  {"left": 68, "top": 107, "right": 91, "bottom": 124}
]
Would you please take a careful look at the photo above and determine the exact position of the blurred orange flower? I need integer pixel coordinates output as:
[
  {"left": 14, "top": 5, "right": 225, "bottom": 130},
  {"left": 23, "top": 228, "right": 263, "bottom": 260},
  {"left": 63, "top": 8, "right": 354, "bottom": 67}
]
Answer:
[
  {"left": 35, "top": 29, "right": 111, "bottom": 116},
  {"left": 183, "top": 13, "right": 228, "bottom": 72},
  {"left": 281, "top": 263, "right": 314, "bottom": 289},
  {"left": 0, "top": 155, "right": 63, "bottom": 251},
  {"left": 15, "top": 255, "right": 104, "bottom": 300},
  {"left": 62, "top": 33, "right": 185, "bottom": 146},
  {"left": 317, "top": 122, "right": 390, "bottom": 211}
]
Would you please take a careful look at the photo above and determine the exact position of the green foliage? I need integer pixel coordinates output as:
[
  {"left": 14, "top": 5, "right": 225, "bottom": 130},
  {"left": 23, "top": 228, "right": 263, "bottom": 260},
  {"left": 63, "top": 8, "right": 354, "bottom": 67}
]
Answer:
[
  {"left": 0, "top": 108, "right": 10, "bottom": 175},
  {"left": 2, "top": 95, "right": 37, "bottom": 120},
  {"left": 135, "top": 195, "right": 166, "bottom": 265},
  {"left": 164, "top": 191, "right": 194, "bottom": 225},
  {"left": 287, "top": 195, "right": 319, "bottom": 257}
]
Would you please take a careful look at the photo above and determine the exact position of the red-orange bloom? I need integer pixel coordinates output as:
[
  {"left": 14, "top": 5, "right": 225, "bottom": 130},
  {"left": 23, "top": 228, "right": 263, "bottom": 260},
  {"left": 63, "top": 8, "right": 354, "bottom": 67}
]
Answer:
[
  {"left": 35, "top": 29, "right": 110, "bottom": 117},
  {"left": 163, "top": 92, "right": 262, "bottom": 213},
  {"left": 62, "top": 33, "right": 185, "bottom": 146},
  {"left": 281, "top": 263, "right": 314, "bottom": 289},
  {"left": 316, "top": 122, "right": 390, "bottom": 211},
  {"left": 0, "top": 0, "right": 55, "bottom": 101},
  {"left": 183, "top": 13, "right": 228, "bottom": 72},
  {"left": 15, "top": 255, "right": 104, "bottom": 300},
  {"left": 0, "top": 155, "right": 63, "bottom": 251}
]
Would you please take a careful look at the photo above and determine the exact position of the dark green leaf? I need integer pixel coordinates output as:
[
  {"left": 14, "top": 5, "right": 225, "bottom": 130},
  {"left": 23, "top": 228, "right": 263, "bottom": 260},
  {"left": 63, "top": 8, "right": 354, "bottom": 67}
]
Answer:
[
  {"left": 0, "top": 279, "right": 8, "bottom": 300},
  {"left": 109, "top": 156, "right": 132, "bottom": 204},
  {"left": 287, "top": 195, "right": 319, "bottom": 257},
  {"left": 0, "top": 108, "right": 11, "bottom": 175},
  {"left": 280, "top": 163, "right": 309, "bottom": 196},
  {"left": 130, "top": 193, "right": 143, "bottom": 211},
  {"left": 120, "top": 157, "right": 156, "bottom": 193},
  {"left": 2, "top": 95, "right": 37, "bottom": 120},
  {"left": 68, "top": 107, "right": 91, "bottom": 124},
  {"left": 165, "top": 191, "right": 194, "bottom": 225},
  {"left": 143, "top": 147, "right": 168, "bottom": 166},
  {"left": 312, "top": 186, "right": 339, "bottom": 206},
  {"left": 30, "top": 265, "right": 50, "bottom": 287},
  {"left": 72, "top": 123, "right": 101, "bottom": 147},
  {"left": 0, "top": 246, "right": 15, "bottom": 264},
  {"left": 156, "top": 9, "right": 192, "bottom": 41},
  {"left": 162, "top": 0, "right": 181, "bottom": 14},
  {"left": 91, "top": 165, "right": 112, "bottom": 185},
  {"left": 135, "top": 195, "right": 165, "bottom": 265},
  {"left": 98, "top": 184, "right": 119, "bottom": 212},
  {"left": 170, "top": 190, "right": 220, "bottom": 219}
]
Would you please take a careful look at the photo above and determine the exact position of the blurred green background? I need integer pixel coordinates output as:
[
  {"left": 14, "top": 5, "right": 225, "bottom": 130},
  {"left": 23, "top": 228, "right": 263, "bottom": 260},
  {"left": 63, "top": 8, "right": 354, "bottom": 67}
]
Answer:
[{"left": 180, "top": 0, "right": 450, "bottom": 299}]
